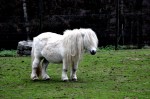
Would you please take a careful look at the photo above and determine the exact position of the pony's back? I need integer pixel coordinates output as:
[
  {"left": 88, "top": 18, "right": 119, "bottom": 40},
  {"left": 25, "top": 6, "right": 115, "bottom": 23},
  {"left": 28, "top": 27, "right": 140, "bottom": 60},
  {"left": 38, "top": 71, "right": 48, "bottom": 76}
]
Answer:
[{"left": 32, "top": 32, "right": 62, "bottom": 57}]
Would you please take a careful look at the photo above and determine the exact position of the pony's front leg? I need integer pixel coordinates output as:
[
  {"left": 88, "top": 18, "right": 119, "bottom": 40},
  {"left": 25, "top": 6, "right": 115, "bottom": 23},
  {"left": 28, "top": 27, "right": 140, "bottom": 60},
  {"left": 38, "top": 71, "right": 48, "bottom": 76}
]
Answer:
[
  {"left": 62, "top": 59, "right": 69, "bottom": 81},
  {"left": 70, "top": 62, "right": 78, "bottom": 81},
  {"left": 31, "top": 57, "right": 40, "bottom": 80},
  {"left": 41, "top": 59, "right": 50, "bottom": 80}
]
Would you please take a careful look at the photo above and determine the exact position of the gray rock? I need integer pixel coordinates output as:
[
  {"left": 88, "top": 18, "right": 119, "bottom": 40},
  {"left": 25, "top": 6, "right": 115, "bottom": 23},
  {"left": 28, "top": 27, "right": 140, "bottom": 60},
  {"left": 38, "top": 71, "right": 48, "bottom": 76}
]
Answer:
[{"left": 17, "top": 40, "right": 33, "bottom": 56}]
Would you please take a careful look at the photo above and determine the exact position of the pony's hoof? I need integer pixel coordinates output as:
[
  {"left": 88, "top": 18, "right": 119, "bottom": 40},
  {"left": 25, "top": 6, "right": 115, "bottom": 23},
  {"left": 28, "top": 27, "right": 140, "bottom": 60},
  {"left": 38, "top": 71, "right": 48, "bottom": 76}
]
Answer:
[
  {"left": 42, "top": 74, "right": 50, "bottom": 80},
  {"left": 43, "top": 77, "right": 51, "bottom": 81},
  {"left": 62, "top": 78, "right": 69, "bottom": 82},
  {"left": 62, "top": 76, "right": 69, "bottom": 82},
  {"left": 31, "top": 73, "right": 39, "bottom": 80},
  {"left": 70, "top": 78, "right": 77, "bottom": 82},
  {"left": 62, "top": 79, "right": 69, "bottom": 82},
  {"left": 31, "top": 76, "right": 39, "bottom": 81}
]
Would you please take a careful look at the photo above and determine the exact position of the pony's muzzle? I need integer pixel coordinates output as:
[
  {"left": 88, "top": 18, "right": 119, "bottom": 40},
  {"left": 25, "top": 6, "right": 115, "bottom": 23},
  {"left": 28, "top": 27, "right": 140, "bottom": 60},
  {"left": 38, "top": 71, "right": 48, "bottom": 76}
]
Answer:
[{"left": 90, "top": 50, "right": 96, "bottom": 55}]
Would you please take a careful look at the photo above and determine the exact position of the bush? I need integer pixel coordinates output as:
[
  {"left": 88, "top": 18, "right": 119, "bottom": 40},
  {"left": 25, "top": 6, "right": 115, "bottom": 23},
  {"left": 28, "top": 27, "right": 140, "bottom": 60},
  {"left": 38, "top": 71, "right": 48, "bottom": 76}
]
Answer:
[{"left": 0, "top": 50, "right": 17, "bottom": 57}]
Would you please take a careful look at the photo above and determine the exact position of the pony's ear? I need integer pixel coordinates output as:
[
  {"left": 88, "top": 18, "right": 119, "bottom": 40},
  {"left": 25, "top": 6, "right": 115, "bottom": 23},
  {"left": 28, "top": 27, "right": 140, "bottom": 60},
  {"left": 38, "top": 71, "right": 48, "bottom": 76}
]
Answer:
[
  {"left": 79, "top": 28, "right": 85, "bottom": 38},
  {"left": 81, "top": 33, "right": 85, "bottom": 38}
]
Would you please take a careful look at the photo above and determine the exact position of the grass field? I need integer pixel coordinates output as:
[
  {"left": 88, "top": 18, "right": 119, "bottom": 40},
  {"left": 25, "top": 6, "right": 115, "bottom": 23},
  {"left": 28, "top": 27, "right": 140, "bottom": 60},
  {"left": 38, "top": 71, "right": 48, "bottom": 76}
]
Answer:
[{"left": 0, "top": 49, "right": 150, "bottom": 99}]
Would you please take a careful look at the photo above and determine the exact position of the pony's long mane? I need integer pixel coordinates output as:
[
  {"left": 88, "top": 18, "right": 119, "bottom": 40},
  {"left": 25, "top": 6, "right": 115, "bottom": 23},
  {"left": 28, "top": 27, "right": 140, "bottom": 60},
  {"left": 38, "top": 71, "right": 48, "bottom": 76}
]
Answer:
[
  {"left": 63, "top": 29, "right": 84, "bottom": 64},
  {"left": 62, "top": 28, "right": 98, "bottom": 64}
]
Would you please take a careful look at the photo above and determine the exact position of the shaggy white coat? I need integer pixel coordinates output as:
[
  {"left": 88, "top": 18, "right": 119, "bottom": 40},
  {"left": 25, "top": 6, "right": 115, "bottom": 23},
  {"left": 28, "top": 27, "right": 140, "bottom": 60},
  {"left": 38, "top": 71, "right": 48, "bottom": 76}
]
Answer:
[{"left": 31, "top": 28, "right": 98, "bottom": 81}]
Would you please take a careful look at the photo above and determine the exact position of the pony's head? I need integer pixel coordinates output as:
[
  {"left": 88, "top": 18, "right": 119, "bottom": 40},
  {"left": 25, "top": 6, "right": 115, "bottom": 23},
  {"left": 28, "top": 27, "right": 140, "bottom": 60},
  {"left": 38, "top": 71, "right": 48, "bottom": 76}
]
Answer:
[
  {"left": 79, "top": 28, "right": 98, "bottom": 55},
  {"left": 63, "top": 28, "right": 98, "bottom": 63}
]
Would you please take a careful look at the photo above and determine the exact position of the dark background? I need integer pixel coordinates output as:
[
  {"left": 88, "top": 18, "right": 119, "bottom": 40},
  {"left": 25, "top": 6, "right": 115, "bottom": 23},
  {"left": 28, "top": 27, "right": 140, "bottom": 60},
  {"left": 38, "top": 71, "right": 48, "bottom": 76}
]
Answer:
[{"left": 0, "top": 0, "right": 150, "bottom": 49}]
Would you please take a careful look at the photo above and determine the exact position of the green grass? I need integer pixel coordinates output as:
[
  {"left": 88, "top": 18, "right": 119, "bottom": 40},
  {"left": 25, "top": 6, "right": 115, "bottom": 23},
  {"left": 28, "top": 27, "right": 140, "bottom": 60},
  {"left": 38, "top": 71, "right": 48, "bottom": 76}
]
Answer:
[{"left": 0, "top": 49, "right": 150, "bottom": 99}]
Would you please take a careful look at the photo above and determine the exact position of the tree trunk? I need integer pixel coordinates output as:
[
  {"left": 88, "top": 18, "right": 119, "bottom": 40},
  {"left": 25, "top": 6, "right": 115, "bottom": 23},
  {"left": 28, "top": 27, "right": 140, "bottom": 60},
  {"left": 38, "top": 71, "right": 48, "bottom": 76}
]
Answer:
[{"left": 22, "top": 0, "right": 30, "bottom": 40}]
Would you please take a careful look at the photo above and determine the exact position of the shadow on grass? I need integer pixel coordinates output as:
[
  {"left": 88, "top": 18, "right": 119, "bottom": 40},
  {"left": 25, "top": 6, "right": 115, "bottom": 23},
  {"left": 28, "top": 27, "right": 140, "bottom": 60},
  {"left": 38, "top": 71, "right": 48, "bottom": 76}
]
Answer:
[{"left": 25, "top": 78, "right": 86, "bottom": 84}]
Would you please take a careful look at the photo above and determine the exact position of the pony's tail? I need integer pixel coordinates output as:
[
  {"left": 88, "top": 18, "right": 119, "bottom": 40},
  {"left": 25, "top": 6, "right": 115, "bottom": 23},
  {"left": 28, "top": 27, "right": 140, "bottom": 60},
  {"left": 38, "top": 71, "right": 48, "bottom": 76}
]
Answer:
[
  {"left": 36, "top": 64, "right": 41, "bottom": 77},
  {"left": 31, "top": 43, "right": 41, "bottom": 77}
]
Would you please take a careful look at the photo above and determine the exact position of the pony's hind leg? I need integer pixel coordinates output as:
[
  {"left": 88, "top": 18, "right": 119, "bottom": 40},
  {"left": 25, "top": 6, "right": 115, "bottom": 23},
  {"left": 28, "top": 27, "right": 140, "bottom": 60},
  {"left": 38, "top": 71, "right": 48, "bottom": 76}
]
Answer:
[
  {"left": 31, "top": 57, "right": 41, "bottom": 80},
  {"left": 70, "top": 62, "right": 78, "bottom": 81},
  {"left": 41, "top": 59, "right": 50, "bottom": 80}
]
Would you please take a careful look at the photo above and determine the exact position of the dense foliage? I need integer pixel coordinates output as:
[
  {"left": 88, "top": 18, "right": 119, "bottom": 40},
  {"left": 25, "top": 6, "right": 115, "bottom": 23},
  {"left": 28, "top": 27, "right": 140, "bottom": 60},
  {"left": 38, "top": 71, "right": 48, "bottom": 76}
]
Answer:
[{"left": 0, "top": 0, "right": 150, "bottom": 49}]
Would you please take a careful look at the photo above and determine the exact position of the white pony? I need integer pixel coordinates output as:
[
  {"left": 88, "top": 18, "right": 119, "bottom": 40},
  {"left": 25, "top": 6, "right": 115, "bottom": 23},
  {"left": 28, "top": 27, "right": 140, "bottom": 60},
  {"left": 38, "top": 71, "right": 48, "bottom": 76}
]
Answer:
[{"left": 31, "top": 28, "right": 98, "bottom": 81}]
